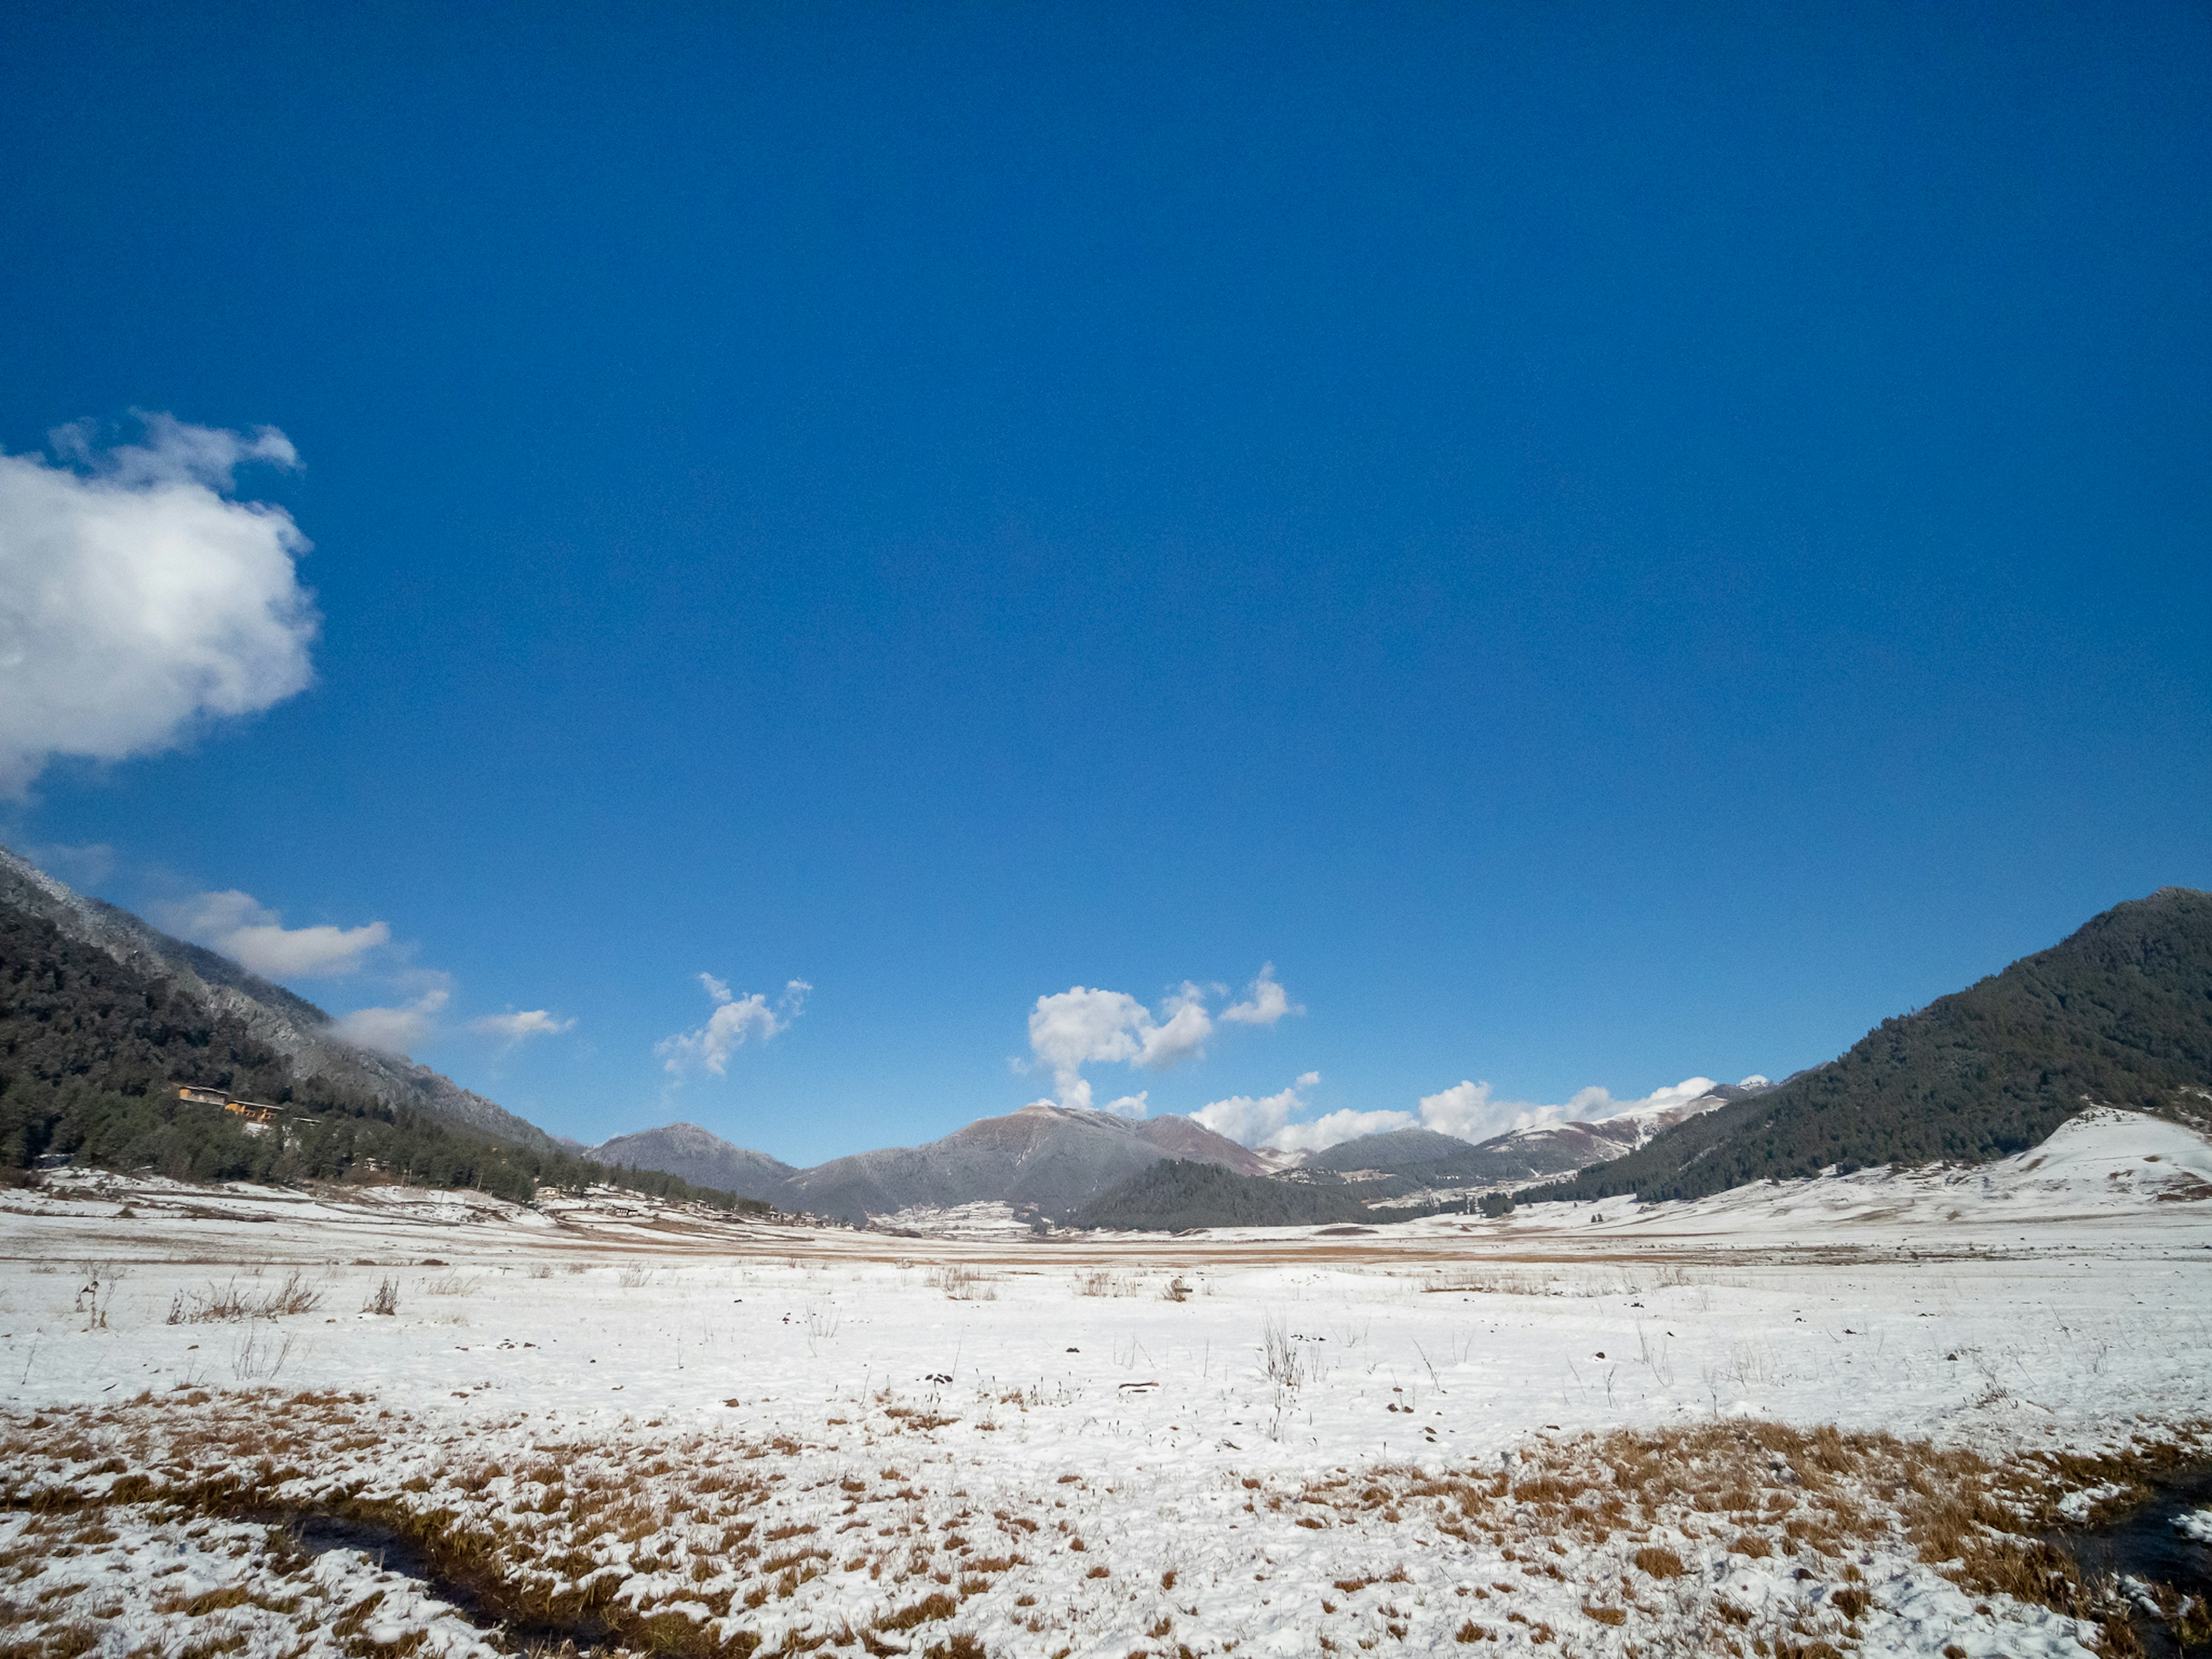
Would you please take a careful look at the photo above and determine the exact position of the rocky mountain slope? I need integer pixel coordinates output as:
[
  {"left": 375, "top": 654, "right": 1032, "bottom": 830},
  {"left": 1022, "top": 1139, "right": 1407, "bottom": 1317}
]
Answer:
[
  {"left": 0, "top": 846, "right": 554, "bottom": 1151},
  {"left": 1548, "top": 887, "right": 2212, "bottom": 1205},
  {"left": 589, "top": 1122, "right": 797, "bottom": 1203},
  {"left": 780, "top": 1103, "right": 1267, "bottom": 1224}
]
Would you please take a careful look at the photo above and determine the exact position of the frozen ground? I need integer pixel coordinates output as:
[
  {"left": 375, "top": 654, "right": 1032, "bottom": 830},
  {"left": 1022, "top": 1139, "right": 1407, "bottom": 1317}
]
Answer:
[{"left": 2, "top": 1108, "right": 2209, "bottom": 1658}]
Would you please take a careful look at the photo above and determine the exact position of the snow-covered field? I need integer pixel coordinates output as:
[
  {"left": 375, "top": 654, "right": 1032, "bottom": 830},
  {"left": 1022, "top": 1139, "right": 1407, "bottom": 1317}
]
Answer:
[{"left": 3, "top": 1108, "right": 2209, "bottom": 1658}]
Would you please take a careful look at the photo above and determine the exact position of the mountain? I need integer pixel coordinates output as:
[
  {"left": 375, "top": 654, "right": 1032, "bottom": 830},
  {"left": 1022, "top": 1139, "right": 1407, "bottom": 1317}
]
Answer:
[
  {"left": 1547, "top": 887, "right": 2212, "bottom": 1205},
  {"left": 0, "top": 896, "right": 745, "bottom": 1209},
  {"left": 1297, "top": 1127, "right": 1481, "bottom": 1172},
  {"left": 1075, "top": 1159, "right": 1376, "bottom": 1231},
  {"left": 1441, "top": 1080, "right": 1760, "bottom": 1183},
  {"left": 1288, "top": 1082, "right": 1755, "bottom": 1199},
  {"left": 0, "top": 845, "right": 554, "bottom": 1151},
  {"left": 589, "top": 1123, "right": 796, "bottom": 1204},
  {"left": 779, "top": 1103, "right": 1268, "bottom": 1224}
]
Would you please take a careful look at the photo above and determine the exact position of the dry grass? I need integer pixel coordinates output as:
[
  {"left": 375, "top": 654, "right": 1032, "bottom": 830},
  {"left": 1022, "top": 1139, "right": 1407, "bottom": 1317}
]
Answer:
[
  {"left": 165, "top": 1271, "right": 323, "bottom": 1324},
  {"left": 3, "top": 1391, "right": 2202, "bottom": 1659},
  {"left": 926, "top": 1264, "right": 994, "bottom": 1301}
]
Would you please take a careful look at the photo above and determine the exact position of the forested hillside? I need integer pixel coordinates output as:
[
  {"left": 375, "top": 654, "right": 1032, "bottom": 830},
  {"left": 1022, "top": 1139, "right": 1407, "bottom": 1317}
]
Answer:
[
  {"left": 1547, "top": 887, "right": 2212, "bottom": 1204},
  {"left": 1075, "top": 1158, "right": 1375, "bottom": 1230},
  {"left": 0, "top": 902, "right": 755, "bottom": 1210}
]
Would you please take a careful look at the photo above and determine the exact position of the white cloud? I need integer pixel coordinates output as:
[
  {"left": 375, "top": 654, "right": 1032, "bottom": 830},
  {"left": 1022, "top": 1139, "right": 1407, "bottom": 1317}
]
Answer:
[
  {"left": 333, "top": 987, "right": 449, "bottom": 1056},
  {"left": 0, "top": 414, "right": 317, "bottom": 794},
  {"left": 658, "top": 976, "right": 808, "bottom": 1077},
  {"left": 1191, "top": 1080, "right": 1308, "bottom": 1146},
  {"left": 1135, "top": 983, "right": 1214, "bottom": 1070},
  {"left": 1266, "top": 1107, "right": 1417, "bottom": 1154},
  {"left": 1024, "top": 967, "right": 1297, "bottom": 1110},
  {"left": 1220, "top": 963, "right": 1300, "bottom": 1027},
  {"left": 469, "top": 1009, "right": 577, "bottom": 1048},
  {"left": 1027, "top": 986, "right": 1150, "bottom": 1089},
  {"left": 154, "top": 888, "right": 389, "bottom": 979},
  {"left": 1191, "top": 1071, "right": 1404, "bottom": 1152}
]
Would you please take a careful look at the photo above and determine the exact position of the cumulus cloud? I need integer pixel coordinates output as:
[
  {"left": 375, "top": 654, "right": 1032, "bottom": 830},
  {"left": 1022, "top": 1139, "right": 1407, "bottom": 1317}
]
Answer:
[
  {"left": 1023, "top": 967, "right": 1298, "bottom": 1111},
  {"left": 1191, "top": 1071, "right": 1323, "bottom": 1145},
  {"left": 0, "top": 414, "right": 317, "bottom": 794},
  {"left": 154, "top": 888, "right": 389, "bottom": 979},
  {"left": 1219, "top": 963, "right": 1300, "bottom": 1027},
  {"left": 1192, "top": 1072, "right": 1417, "bottom": 1153},
  {"left": 1135, "top": 983, "right": 1214, "bottom": 1070},
  {"left": 333, "top": 987, "right": 449, "bottom": 1056},
  {"left": 1194, "top": 1079, "right": 1415, "bottom": 1159},
  {"left": 658, "top": 975, "right": 809, "bottom": 1077},
  {"left": 469, "top": 1009, "right": 577, "bottom": 1049},
  {"left": 1266, "top": 1107, "right": 1418, "bottom": 1154}
]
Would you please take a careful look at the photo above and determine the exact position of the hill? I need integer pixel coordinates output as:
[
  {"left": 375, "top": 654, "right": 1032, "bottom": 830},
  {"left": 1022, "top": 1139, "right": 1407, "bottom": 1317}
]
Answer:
[
  {"left": 0, "top": 844, "right": 553, "bottom": 1150},
  {"left": 781, "top": 1103, "right": 1267, "bottom": 1224},
  {"left": 0, "top": 899, "right": 748, "bottom": 1210},
  {"left": 1298, "top": 1127, "right": 1479, "bottom": 1173},
  {"left": 1074, "top": 1158, "right": 1377, "bottom": 1231},
  {"left": 589, "top": 1123, "right": 796, "bottom": 1203},
  {"left": 1546, "top": 887, "right": 2212, "bottom": 1204}
]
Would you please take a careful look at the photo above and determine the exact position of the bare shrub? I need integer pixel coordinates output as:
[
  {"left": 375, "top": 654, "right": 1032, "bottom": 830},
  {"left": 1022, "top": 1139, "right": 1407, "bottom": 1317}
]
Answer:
[
  {"left": 1262, "top": 1314, "right": 1315, "bottom": 1389},
  {"left": 362, "top": 1277, "right": 401, "bottom": 1317},
  {"left": 527, "top": 1264, "right": 554, "bottom": 1280},
  {"left": 616, "top": 1264, "right": 654, "bottom": 1289},
  {"left": 230, "top": 1327, "right": 295, "bottom": 1381},
  {"left": 928, "top": 1264, "right": 994, "bottom": 1301},
  {"left": 74, "top": 1263, "right": 125, "bottom": 1330},
  {"left": 422, "top": 1273, "right": 476, "bottom": 1297},
  {"left": 166, "top": 1271, "right": 321, "bottom": 1323},
  {"left": 260, "top": 1270, "right": 321, "bottom": 1316}
]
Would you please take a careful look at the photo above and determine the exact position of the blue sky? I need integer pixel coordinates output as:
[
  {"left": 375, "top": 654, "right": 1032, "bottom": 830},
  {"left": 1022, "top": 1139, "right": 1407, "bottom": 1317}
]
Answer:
[{"left": 1, "top": 3, "right": 2206, "bottom": 1164}]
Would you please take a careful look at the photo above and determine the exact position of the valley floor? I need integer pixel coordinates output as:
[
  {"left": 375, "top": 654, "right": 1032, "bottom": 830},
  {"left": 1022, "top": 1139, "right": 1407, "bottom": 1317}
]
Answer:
[{"left": 2, "top": 1109, "right": 2210, "bottom": 1659}]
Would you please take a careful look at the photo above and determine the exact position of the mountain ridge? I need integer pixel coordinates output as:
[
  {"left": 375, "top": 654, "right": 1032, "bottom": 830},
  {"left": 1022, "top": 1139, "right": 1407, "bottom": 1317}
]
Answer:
[
  {"left": 0, "top": 845, "right": 554, "bottom": 1152},
  {"left": 588, "top": 1122, "right": 798, "bottom": 1203},
  {"left": 1544, "top": 887, "right": 2212, "bottom": 1205}
]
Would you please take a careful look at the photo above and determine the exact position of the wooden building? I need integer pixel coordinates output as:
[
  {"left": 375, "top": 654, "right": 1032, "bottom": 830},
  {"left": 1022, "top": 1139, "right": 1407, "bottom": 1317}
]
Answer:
[{"left": 176, "top": 1085, "right": 282, "bottom": 1124}]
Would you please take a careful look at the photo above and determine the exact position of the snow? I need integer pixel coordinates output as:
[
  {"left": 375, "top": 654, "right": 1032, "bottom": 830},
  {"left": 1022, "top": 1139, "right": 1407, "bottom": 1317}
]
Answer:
[
  {"left": 2179, "top": 1509, "right": 2212, "bottom": 1544},
  {"left": 872, "top": 1201, "right": 1045, "bottom": 1240},
  {"left": 2, "top": 1108, "right": 2209, "bottom": 1657}
]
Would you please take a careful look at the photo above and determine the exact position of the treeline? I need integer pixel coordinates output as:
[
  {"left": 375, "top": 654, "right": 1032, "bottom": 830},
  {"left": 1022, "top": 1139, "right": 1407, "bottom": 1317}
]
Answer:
[
  {"left": 1541, "top": 886, "right": 2212, "bottom": 1206},
  {"left": 0, "top": 904, "right": 765, "bottom": 1213}
]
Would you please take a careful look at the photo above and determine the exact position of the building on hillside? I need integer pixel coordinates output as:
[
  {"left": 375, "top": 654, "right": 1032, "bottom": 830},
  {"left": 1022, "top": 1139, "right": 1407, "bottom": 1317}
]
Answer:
[{"left": 176, "top": 1085, "right": 282, "bottom": 1124}]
